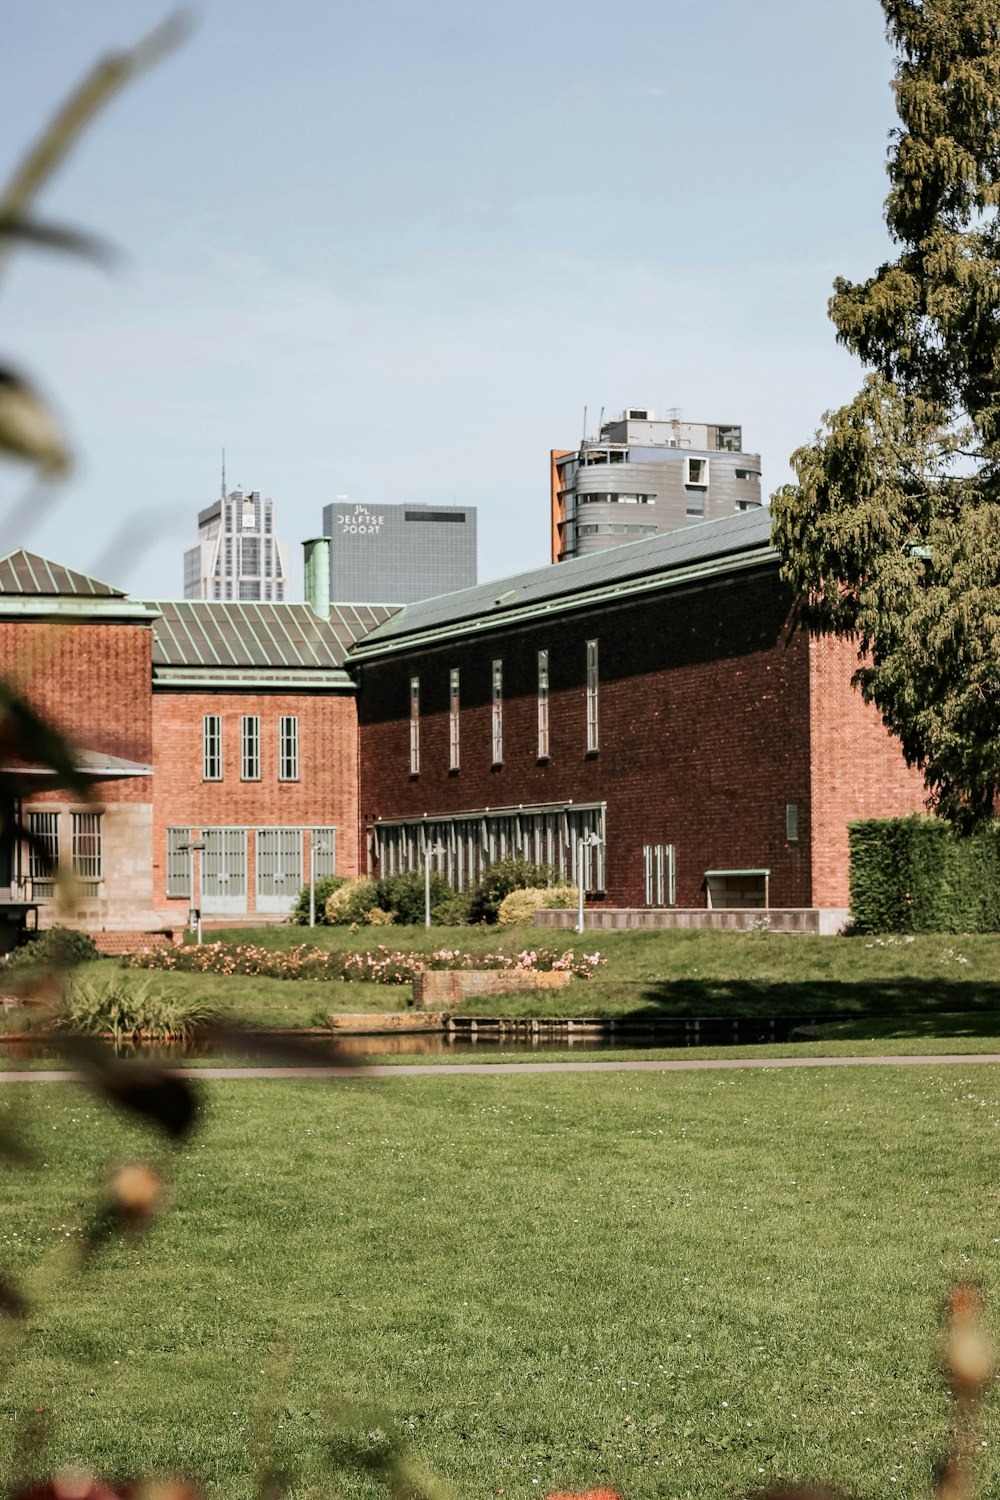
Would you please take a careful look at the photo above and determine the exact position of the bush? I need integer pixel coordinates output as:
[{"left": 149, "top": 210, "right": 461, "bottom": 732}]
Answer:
[
  {"left": 6, "top": 924, "right": 99, "bottom": 971},
  {"left": 64, "top": 974, "right": 217, "bottom": 1043},
  {"left": 373, "top": 871, "right": 454, "bottom": 925},
  {"left": 849, "top": 816, "right": 1000, "bottom": 932},
  {"left": 290, "top": 876, "right": 348, "bottom": 925},
  {"left": 467, "top": 859, "right": 558, "bottom": 925},
  {"left": 364, "top": 906, "right": 397, "bottom": 926},
  {"left": 496, "top": 883, "right": 578, "bottom": 926},
  {"left": 432, "top": 891, "right": 474, "bottom": 926},
  {"left": 325, "top": 877, "right": 379, "bottom": 925}
]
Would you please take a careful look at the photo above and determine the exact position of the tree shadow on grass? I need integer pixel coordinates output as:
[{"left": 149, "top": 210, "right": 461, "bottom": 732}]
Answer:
[{"left": 610, "top": 977, "right": 1000, "bottom": 1042}]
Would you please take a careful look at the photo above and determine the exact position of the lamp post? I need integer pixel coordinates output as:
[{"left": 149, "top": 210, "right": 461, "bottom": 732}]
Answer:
[
  {"left": 179, "top": 839, "right": 207, "bottom": 945},
  {"left": 425, "top": 840, "right": 446, "bottom": 929},
  {"left": 309, "top": 837, "right": 332, "bottom": 928},
  {"left": 576, "top": 832, "right": 602, "bottom": 935}
]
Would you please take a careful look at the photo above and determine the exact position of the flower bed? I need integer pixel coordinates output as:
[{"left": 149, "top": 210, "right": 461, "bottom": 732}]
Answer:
[{"left": 125, "top": 941, "right": 604, "bottom": 984}]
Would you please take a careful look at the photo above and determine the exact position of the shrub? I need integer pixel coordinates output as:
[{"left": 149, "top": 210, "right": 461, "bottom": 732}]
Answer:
[
  {"left": 63, "top": 974, "right": 217, "bottom": 1043},
  {"left": 849, "top": 817, "right": 1000, "bottom": 933},
  {"left": 6, "top": 925, "right": 99, "bottom": 971},
  {"left": 363, "top": 906, "right": 397, "bottom": 926},
  {"left": 496, "top": 884, "right": 578, "bottom": 926},
  {"left": 290, "top": 875, "right": 348, "bottom": 925},
  {"left": 325, "top": 877, "right": 379, "bottom": 925},
  {"left": 467, "top": 859, "right": 558, "bottom": 925},
  {"left": 374, "top": 871, "right": 454, "bottom": 925},
  {"left": 432, "top": 891, "right": 474, "bottom": 926}
]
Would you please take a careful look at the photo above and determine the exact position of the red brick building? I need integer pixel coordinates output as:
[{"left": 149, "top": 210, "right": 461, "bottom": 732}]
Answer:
[
  {"left": 0, "top": 512, "right": 929, "bottom": 935},
  {"left": 0, "top": 551, "right": 389, "bottom": 930},
  {"left": 352, "top": 510, "right": 927, "bottom": 927}
]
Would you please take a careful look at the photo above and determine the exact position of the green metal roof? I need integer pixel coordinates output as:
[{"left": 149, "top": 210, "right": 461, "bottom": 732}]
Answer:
[
  {"left": 148, "top": 599, "right": 398, "bottom": 672},
  {"left": 350, "top": 508, "right": 775, "bottom": 659},
  {"left": 0, "top": 550, "right": 125, "bottom": 597}
]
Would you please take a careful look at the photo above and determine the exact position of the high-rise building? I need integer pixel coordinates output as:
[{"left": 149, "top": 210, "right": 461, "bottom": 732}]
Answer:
[
  {"left": 184, "top": 486, "right": 290, "bottom": 602},
  {"left": 322, "top": 500, "right": 477, "bottom": 604},
  {"left": 550, "top": 407, "right": 762, "bottom": 562}
]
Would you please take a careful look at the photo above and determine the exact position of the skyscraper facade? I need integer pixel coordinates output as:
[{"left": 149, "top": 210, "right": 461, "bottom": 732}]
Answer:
[
  {"left": 550, "top": 407, "right": 762, "bottom": 562},
  {"left": 322, "top": 500, "right": 477, "bottom": 604},
  {"left": 184, "top": 487, "right": 291, "bottom": 602}
]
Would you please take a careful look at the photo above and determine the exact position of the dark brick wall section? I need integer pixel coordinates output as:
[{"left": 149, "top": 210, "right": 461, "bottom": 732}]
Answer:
[{"left": 359, "top": 569, "right": 820, "bottom": 907}]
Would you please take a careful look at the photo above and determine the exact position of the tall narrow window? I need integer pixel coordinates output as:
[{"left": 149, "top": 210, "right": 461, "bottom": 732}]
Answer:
[
  {"left": 449, "top": 668, "right": 460, "bottom": 771},
  {"left": 409, "top": 677, "right": 420, "bottom": 775},
  {"left": 643, "top": 843, "right": 676, "bottom": 907},
  {"left": 279, "top": 716, "right": 299, "bottom": 781},
  {"left": 537, "top": 649, "right": 550, "bottom": 759},
  {"left": 72, "top": 812, "right": 102, "bottom": 883},
  {"left": 586, "top": 639, "right": 599, "bottom": 753},
  {"left": 242, "top": 715, "right": 261, "bottom": 780},
  {"left": 491, "top": 659, "right": 503, "bottom": 764},
  {"left": 203, "top": 715, "right": 222, "bottom": 781},
  {"left": 166, "top": 827, "right": 192, "bottom": 899},
  {"left": 27, "top": 810, "right": 59, "bottom": 898}
]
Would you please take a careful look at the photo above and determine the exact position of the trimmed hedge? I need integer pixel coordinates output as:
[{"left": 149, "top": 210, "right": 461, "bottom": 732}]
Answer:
[{"left": 849, "top": 816, "right": 1000, "bottom": 933}]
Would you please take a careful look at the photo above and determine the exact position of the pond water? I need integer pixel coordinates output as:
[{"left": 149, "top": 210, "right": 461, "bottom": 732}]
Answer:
[{"left": 0, "top": 1014, "right": 815, "bottom": 1064}]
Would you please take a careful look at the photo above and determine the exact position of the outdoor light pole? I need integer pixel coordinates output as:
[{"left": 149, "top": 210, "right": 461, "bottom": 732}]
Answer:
[
  {"left": 309, "top": 837, "right": 331, "bottom": 928},
  {"left": 180, "top": 839, "right": 207, "bottom": 945},
  {"left": 425, "top": 840, "right": 446, "bottom": 929},
  {"left": 576, "top": 832, "right": 602, "bottom": 935}
]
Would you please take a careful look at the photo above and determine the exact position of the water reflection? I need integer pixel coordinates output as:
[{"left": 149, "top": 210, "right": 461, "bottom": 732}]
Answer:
[{"left": 0, "top": 1015, "right": 808, "bottom": 1064}]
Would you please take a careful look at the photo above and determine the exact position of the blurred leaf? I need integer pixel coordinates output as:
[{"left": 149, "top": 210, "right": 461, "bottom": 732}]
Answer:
[
  {"left": 0, "top": 216, "right": 116, "bottom": 266},
  {"left": 59, "top": 1035, "right": 199, "bottom": 1139},
  {"left": 0, "top": 369, "right": 70, "bottom": 477},
  {"left": 0, "top": 680, "right": 90, "bottom": 798},
  {"left": 0, "top": 12, "right": 193, "bottom": 254}
]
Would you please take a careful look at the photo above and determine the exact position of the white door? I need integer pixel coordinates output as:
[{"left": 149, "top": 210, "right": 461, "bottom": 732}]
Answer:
[
  {"left": 201, "top": 828, "right": 247, "bottom": 914},
  {"left": 256, "top": 828, "right": 303, "bottom": 914}
]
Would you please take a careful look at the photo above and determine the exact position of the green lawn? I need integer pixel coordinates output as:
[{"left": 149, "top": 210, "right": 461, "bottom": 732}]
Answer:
[{"left": 1, "top": 1068, "right": 999, "bottom": 1499}]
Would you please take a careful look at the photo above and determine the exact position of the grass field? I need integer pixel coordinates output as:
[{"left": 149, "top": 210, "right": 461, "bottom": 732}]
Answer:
[{"left": 1, "top": 1067, "right": 999, "bottom": 1499}]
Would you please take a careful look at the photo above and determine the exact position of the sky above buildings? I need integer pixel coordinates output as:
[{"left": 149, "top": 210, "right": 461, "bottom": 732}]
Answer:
[{"left": 0, "top": 0, "right": 899, "bottom": 600}]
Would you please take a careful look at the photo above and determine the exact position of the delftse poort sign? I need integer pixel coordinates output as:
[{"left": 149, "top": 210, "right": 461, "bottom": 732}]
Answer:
[{"left": 338, "top": 503, "right": 384, "bottom": 536}]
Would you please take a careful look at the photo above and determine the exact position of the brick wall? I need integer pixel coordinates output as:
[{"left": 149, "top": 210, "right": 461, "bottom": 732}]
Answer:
[
  {"left": 807, "top": 633, "right": 927, "bottom": 906},
  {"left": 359, "top": 568, "right": 817, "bottom": 908},
  {"left": 0, "top": 620, "right": 152, "bottom": 801},
  {"left": 152, "top": 688, "right": 360, "bottom": 916}
]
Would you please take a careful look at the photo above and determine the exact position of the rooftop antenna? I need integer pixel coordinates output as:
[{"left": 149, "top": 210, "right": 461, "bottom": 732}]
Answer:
[
  {"left": 220, "top": 448, "right": 226, "bottom": 500},
  {"left": 581, "top": 405, "right": 587, "bottom": 445},
  {"left": 597, "top": 405, "right": 604, "bottom": 435}
]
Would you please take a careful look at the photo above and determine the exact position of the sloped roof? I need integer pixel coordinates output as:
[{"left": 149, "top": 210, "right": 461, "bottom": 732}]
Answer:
[
  {"left": 148, "top": 599, "right": 398, "bottom": 671},
  {"left": 0, "top": 550, "right": 125, "bottom": 597},
  {"left": 351, "top": 507, "right": 775, "bottom": 655}
]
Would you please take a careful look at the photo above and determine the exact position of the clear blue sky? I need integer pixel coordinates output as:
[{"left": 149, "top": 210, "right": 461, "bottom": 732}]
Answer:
[{"left": 0, "top": 0, "right": 899, "bottom": 599}]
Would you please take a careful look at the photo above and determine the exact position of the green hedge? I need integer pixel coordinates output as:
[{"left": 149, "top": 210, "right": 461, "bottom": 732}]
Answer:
[{"left": 848, "top": 816, "right": 1000, "bottom": 932}]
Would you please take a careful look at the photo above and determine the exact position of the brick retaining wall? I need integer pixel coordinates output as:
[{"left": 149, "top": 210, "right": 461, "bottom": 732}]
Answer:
[{"left": 412, "top": 969, "right": 574, "bottom": 1008}]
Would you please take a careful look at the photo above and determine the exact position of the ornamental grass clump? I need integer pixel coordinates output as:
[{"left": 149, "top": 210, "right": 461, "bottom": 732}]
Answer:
[{"left": 63, "top": 974, "right": 218, "bottom": 1044}]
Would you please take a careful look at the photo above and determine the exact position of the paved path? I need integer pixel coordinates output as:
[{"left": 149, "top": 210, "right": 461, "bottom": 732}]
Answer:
[{"left": 1, "top": 1053, "right": 1000, "bottom": 1082}]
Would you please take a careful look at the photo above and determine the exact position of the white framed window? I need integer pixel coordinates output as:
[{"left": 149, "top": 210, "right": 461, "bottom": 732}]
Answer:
[
  {"left": 72, "top": 812, "right": 102, "bottom": 887},
  {"left": 586, "top": 639, "right": 599, "bottom": 753},
  {"left": 449, "top": 668, "right": 460, "bottom": 771},
  {"left": 491, "top": 659, "right": 503, "bottom": 764},
  {"left": 166, "top": 826, "right": 192, "bottom": 899},
  {"left": 203, "top": 715, "right": 222, "bottom": 781},
  {"left": 685, "top": 455, "right": 709, "bottom": 487},
  {"left": 409, "top": 678, "right": 420, "bottom": 775},
  {"left": 27, "top": 810, "right": 59, "bottom": 898},
  {"left": 537, "top": 649, "right": 550, "bottom": 759},
  {"left": 241, "top": 715, "right": 261, "bottom": 780},
  {"left": 643, "top": 843, "right": 676, "bottom": 907},
  {"left": 279, "top": 716, "right": 299, "bottom": 781}
]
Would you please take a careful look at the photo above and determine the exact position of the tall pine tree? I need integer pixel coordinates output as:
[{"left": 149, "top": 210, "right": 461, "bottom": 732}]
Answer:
[{"left": 771, "top": 0, "right": 1000, "bottom": 827}]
